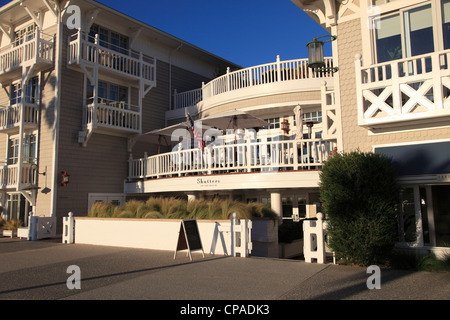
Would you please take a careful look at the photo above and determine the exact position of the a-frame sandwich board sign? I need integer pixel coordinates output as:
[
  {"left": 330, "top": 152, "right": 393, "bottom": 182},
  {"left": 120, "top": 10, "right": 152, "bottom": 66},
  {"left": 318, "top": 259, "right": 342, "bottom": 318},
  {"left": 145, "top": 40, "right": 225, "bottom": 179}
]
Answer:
[{"left": 174, "top": 219, "right": 205, "bottom": 261}]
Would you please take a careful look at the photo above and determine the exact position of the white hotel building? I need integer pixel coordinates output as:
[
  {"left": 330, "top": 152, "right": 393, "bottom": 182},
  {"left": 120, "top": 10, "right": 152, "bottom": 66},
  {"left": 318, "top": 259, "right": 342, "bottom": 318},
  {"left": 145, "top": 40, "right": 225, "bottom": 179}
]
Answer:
[{"left": 0, "top": 0, "right": 448, "bottom": 256}]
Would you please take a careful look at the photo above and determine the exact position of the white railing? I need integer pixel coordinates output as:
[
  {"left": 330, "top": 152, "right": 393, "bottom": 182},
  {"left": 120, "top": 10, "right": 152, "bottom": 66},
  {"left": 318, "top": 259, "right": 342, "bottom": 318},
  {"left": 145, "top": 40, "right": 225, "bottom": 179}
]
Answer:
[
  {"left": 356, "top": 49, "right": 450, "bottom": 126},
  {"left": 173, "top": 88, "right": 203, "bottom": 110},
  {"left": 172, "top": 56, "right": 334, "bottom": 109},
  {"left": 0, "top": 102, "right": 39, "bottom": 130},
  {"left": 128, "top": 138, "right": 336, "bottom": 180},
  {"left": 0, "top": 163, "right": 37, "bottom": 189},
  {"left": 0, "top": 29, "right": 54, "bottom": 74},
  {"left": 82, "top": 98, "right": 140, "bottom": 133},
  {"left": 68, "top": 31, "right": 156, "bottom": 83}
]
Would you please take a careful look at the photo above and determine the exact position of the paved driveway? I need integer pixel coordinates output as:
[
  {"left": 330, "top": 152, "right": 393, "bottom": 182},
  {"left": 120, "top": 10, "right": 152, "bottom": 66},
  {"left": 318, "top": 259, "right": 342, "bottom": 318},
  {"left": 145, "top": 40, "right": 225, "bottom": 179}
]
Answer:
[{"left": 1, "top": 237, "right": 449, "bottom": 314}]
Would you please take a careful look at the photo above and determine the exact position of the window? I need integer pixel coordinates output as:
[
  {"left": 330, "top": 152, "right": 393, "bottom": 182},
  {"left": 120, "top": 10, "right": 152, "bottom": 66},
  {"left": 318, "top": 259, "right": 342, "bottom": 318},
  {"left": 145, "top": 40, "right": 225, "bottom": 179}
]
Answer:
[
  {"left": 443, "top": 0, "right": 450, "bottom": 49},
  {"left": 10, "top": 77, "right": 39, "bottom": 105},
  {"left": 372, "top": 1, "right": 450, "bottom": 64},
  {"left": 8, "top": 134, "right": 36, "bottom": 165},
  {"left": 265, "top": 117, "right": 280, "bottom": 129},
  {"left": 89, "top": 24, "right": 129, "bottom": 54},
  {"left": 13, "top": 24, "right": 35, "bottom": 47},
  {"left": 303, "top": 111, "right": 322, "bottom": 123},
  {"left": 22, "top": 134, "right": 36, "bottom": 164},
  {"left": 6, "top": 193, "right": 31, "bottom": 224},
  {"left": 8, "top": 137, "right": 19, "bottom": 165},
  {"left": 87, "top": 79, "right": 128, "bottom": 107},
  {"left": 404, "top": 5, "right": 434, "bottom": 57}
]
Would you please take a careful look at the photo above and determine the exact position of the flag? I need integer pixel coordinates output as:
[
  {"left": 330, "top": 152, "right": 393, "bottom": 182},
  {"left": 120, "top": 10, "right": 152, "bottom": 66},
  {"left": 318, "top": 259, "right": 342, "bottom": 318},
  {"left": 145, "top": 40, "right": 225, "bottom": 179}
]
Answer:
[{"left": 185, "top": 109, "right": 204, "bottom": 151}]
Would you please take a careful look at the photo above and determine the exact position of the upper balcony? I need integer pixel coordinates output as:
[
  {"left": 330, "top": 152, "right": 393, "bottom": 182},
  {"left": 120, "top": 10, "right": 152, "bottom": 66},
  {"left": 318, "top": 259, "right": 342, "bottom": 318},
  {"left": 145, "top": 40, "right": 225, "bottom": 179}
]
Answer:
[
  {"left": 79, "top": 97, "right": 141, "bottom": 145},
  {"left": 0, "top": 29, "right": 54, "bottom": 83},
  {"left": 0, "top": 163, "right": 37, "bottom": 191},
  {"left": 169, "top": 56, "right": 335, "bottom": 119},
  {"left": 355, "top": 49, "right": 450, "bottom": 131},
  {"left": 125, "top": 136, "right": 337, "bottom": 194},
  {"left": 67, "top": 31, "right": 156, "bottom": 88},
  {"left": 0, "top": 99, "right": 39, "bottom": 134}
]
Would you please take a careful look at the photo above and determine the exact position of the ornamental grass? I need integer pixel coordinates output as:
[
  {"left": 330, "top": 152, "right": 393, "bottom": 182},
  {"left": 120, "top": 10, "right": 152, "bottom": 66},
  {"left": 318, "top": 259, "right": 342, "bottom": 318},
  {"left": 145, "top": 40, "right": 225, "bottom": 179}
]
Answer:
[{"left": 88, "top": 197, "right": 277, "bottom": 221}]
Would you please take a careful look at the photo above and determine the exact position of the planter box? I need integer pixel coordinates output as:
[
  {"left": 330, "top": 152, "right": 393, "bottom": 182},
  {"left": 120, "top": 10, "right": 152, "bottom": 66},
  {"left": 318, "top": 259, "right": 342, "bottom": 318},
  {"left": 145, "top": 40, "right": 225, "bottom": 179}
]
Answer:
[
  {"left": 251, "top": 219, "right": 279, "bottom": 258},
  {"left": 2, "top": 230, "right": 16, "bottom": 238},
  {"left": 71, "top": 217, "right": 276, "bottom": 258},
  {"left": 279, "top": 239, "right": 304, "bottom": 259}
]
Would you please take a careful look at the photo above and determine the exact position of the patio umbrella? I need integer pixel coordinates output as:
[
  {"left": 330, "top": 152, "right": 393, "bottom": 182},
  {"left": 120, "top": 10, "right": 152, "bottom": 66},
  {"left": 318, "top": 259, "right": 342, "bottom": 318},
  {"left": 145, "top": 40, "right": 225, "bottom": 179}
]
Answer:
[
  {"left": 201, "top": 109, "right": 268, "bottom": 131},
  {"left": 133, "top": 130, "right": 173, "bottom": 154},
  {"left": 294, "top": 104, "right": 304, "bottom": 140}
]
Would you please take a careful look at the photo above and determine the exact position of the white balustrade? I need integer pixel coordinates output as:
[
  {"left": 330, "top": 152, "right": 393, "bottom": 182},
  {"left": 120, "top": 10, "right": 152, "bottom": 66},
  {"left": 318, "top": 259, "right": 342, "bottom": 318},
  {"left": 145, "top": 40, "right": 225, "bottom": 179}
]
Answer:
[
  {"left": 0, "top": 102, "right": 39, "bottom": 130},
  {"left": 68, "top": 31, "right": 156, "bottom": 82},
  {"left": 0, "top": 29, "right": 54, "bottom": 74},
  {"left": 82, "top": 98, "right": 140, "bottom": 133},
  {"left": 173, "top": 56, "right": 334, "bottom": 110},
  {"left": 356, "top": 49, "right": 450, "bottom": 127},
  {"left": 128, "top": 138, "right": 336, "bottom": 180}
]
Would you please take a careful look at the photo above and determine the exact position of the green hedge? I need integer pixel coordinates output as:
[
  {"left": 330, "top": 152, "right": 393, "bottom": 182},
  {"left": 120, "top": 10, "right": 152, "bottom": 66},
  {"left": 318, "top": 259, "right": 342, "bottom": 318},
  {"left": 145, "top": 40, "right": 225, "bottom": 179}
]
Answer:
[
  {"left": 319, "top": 150, "right": 400, "bottom": 266},
  {"left": 88, "top": 197, "right": 277, "bottom": 221}
]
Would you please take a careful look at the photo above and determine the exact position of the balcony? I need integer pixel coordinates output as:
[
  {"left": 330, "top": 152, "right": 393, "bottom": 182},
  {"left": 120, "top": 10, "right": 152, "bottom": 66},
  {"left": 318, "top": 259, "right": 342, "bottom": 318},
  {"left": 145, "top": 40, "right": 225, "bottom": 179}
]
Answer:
[
  {"left": 0, "top": 101, "right": 39, "bottom": 133},
  {"left": 79, "top": 98, "right": 141, "bottom": 144},
  {"left": 0, "top": 30, "right": 54, "bottom": 83},
  {"left": 67, "top": 31, "right": 156, "bottom": 87},
  {"left": 125, "top": 137, "right": 337, "bottom": 194},
  {"left": 0, "top": 163, "right": 37, "bottom": 190},
  {"left": 355, "top": 49, "right": 450, "bottom": 130},
  {"left": 170, "top": 56, "right": 335, "bottom": 117}
]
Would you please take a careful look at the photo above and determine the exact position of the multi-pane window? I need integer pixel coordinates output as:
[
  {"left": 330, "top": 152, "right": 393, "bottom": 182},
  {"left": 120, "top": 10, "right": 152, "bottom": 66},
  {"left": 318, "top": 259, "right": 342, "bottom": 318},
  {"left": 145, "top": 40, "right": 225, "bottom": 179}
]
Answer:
[
  {"left": 13, "top": 24, "right": 35, "bottom": 47},
  {"left": 10, "top": 77, "right": 39, "bottom": 105},
  {"left": 87, "top": 79, "right": 128, "bottom": 107},
  {"left": 89, "top": 24, "right": 129, "bottom": 54},
  {"left": 8, "top": 134, "right": 36, "bottom": 165},
  {"left": 264, "top": 117, "right": 280, "bottom": 129},
  {"left": 8, "top": 137, "right": 19, "bottom": 165},
  {"left": 373, "top": 1, "right": 448, "bottom": 64}
]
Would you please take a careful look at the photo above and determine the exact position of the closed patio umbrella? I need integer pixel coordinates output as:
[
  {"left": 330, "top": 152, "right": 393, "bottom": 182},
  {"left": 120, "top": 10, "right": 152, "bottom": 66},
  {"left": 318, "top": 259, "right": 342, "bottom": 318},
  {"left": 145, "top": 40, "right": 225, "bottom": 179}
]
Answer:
[{"left": 294, "top": 104, "right": 304, "bottom": 140}]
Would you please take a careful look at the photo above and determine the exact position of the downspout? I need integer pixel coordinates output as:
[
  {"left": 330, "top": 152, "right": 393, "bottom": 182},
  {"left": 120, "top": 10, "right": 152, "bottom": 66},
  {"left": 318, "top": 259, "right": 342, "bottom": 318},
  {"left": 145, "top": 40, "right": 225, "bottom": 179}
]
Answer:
[
  {"left": 50, "top": 1, "right": 64, "bottom": 217},
  {"left": 168, "top": 43, "right": 183, "bottom": 124}
]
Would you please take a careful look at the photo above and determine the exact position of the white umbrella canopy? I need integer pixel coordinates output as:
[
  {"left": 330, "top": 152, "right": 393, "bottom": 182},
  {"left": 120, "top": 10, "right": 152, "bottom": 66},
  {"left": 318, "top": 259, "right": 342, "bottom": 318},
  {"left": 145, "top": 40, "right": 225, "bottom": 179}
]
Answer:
[
  {"left": 294, "top": 104, "right": 304, "bottom": 140},
  {"left": 200, "top": 110, "right": 269, "bottom": 131}
]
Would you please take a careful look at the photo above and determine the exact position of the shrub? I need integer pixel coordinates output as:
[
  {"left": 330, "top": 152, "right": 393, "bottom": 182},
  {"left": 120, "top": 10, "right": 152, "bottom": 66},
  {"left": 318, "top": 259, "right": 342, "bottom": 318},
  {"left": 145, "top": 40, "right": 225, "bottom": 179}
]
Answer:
[{"left": 319, "top": 150, "right": 400, "bottom": 266}]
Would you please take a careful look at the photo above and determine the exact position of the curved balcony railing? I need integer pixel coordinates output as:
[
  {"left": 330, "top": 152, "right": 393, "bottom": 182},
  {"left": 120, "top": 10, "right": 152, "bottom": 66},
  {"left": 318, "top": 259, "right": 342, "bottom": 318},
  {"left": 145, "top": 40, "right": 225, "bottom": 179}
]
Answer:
[
  {"left": 172, "top": 56, "right": 335, "bottom": 110},
  {"left": 128, "top": 138, "right": 337, "bottom": 180}
]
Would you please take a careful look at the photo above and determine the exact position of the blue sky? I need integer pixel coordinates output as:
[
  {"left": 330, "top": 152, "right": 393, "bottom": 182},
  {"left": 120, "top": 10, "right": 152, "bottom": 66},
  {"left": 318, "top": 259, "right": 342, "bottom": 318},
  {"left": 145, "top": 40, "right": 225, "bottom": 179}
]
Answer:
[
  {"left": 0, "top": 0, "right": 330, "bottom": 68},
  {"left": 97, "top": 0, "right": 329, "bottom": 67}
]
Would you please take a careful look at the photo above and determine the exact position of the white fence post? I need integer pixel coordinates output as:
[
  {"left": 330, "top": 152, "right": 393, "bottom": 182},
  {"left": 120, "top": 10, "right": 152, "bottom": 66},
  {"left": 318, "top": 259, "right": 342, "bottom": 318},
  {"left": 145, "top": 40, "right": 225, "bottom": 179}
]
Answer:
[
  {"left": 230, "top": 212, "right": 253, "bottom": 257},
  {"left": 303, "top": 212, "right": 333, "bottom": 264},
  {"left": 63, "top": 212, "right": 75, "bottom": 244}
]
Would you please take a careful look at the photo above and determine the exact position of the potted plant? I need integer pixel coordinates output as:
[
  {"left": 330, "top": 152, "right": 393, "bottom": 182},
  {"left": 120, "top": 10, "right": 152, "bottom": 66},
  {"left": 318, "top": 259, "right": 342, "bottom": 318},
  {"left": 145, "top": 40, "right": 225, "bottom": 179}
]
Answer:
[{"left": 2, "top": 219, "right": 23, "bottom": 238}]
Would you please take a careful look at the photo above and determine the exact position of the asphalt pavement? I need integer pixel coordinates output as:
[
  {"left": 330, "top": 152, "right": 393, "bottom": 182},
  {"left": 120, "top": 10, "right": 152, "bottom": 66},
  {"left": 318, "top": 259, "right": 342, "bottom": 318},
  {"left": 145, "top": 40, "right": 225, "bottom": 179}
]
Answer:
[{"left": 0, "top": 237, "right": 449, "bottom": 316}]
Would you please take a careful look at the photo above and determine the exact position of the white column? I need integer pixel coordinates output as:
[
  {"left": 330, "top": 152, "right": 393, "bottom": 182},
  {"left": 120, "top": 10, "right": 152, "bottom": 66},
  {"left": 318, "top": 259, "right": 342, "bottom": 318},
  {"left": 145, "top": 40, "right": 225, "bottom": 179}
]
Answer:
[{"left": 270, "top": 190, "right": 282, "bottom": 221}]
